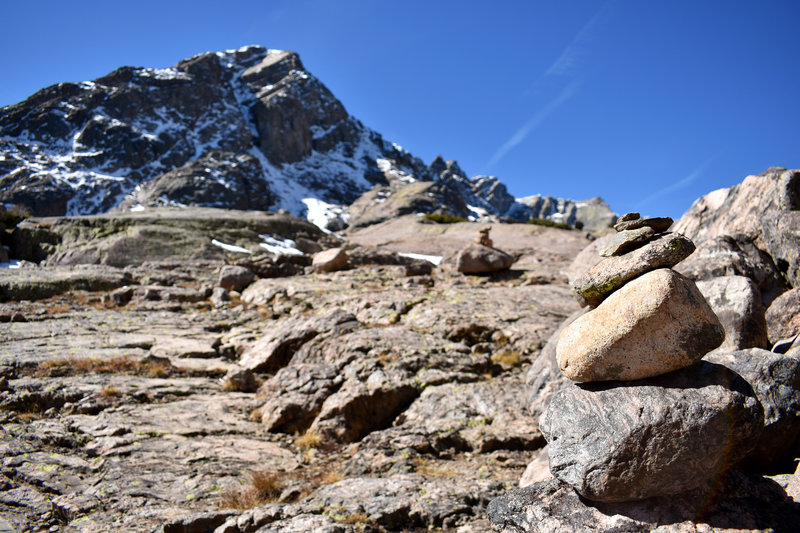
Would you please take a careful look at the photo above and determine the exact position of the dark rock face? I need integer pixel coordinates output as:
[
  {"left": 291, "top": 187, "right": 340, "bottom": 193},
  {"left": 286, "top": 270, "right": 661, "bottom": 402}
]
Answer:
[
  {"left": 488, "top": 472, "right": 800, "bottom": 533},
  {"left": 540, "top": 362, "right": 764, "bottom": 502}
]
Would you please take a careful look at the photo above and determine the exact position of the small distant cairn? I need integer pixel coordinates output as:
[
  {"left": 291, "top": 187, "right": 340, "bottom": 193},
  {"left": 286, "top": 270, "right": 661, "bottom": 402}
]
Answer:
[
  {"left": 475, "top": 227, "right": 494, "bottom": 248},
  {"left": 456, "top": 226, "right": 514, "bottom": 274},
  {"left": 539, "top": 213, "right": 765, "bottom": 502}
]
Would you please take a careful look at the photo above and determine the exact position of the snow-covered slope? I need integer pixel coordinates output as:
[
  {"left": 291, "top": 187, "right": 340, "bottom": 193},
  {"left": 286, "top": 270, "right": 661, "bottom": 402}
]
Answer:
[
  {"left": 0, "top": 46, "right": 615, "bottom": 231},
  {"left": 0, "top": 46, "right": 410, "bottom": 219}
]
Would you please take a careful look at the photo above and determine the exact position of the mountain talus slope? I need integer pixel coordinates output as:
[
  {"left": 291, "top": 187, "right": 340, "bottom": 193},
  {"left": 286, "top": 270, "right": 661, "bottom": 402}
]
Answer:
[{"left": 0, "top": 45, "right": 614, "bottom": 230}]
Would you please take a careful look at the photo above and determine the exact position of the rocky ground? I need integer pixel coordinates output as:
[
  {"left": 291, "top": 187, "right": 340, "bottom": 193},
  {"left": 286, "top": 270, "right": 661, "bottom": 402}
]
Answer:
[
  {"left": 3, "top": 167, "right": 799, "bottom": 533},
  {"left": 0, "top": 216, "right": 587, "bottom": 533}
]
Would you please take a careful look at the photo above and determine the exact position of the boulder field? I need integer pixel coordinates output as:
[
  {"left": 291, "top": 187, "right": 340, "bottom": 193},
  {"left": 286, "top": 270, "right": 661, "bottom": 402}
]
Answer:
[{"left": 1, "top": 168, "right": 799, "bottom": 533}]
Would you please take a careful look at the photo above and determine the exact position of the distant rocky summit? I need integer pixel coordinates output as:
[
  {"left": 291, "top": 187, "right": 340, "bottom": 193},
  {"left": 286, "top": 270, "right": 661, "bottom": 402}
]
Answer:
[{"left": 0, "top": 46, "right": 615, "bottom": 231}]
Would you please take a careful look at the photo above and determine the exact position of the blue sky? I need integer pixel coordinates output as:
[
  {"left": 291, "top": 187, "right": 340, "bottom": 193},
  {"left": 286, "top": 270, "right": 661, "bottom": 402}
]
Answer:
[{"left": 2, "top": 0, "right": 798, "bottom": 219}]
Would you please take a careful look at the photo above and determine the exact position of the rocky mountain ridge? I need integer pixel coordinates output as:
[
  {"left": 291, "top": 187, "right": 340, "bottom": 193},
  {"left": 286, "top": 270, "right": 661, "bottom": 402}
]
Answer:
[{"left": 0, "top": 46, "right": 615, "bottom": 232}]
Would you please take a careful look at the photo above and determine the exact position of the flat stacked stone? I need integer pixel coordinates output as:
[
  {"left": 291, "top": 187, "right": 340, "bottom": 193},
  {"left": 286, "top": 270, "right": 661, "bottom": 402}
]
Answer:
[{"left": 538, "top": 213, "right": 765, "bottom": 504}]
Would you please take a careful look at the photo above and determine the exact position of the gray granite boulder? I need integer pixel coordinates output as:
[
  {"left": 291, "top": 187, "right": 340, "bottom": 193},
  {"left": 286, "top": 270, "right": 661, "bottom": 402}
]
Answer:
[
  {"left": 540, "top": 361, "right": 764, "bottom": 502},
  {"left": 218, "top": 265, "right": 255, "bottom": 292},
  {"left": 696, "top": 275, "right": 768, "bottom": 353},
  {"left": 488, "top": 470, "right": 800, "bottom": 533}
]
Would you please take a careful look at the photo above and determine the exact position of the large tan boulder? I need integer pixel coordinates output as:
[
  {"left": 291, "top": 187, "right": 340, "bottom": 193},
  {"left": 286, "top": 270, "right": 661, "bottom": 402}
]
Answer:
[
  {"left": 557, "top": 268, "right": 724, "bottom": 382},
  {"left": 312, "top": 247, "right": 348, "bottom": 273},
  {"left": 455, "top": 243, "right": 514, "bottom": 274}
]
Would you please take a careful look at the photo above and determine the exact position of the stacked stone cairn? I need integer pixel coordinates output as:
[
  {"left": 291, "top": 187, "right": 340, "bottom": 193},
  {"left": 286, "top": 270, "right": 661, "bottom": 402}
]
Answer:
[
  {"left": 455, "top": 226, "right": 515, "bottom": 274},
  {"left": 541, "top": 213, "right": 765, "bottom": 502}
]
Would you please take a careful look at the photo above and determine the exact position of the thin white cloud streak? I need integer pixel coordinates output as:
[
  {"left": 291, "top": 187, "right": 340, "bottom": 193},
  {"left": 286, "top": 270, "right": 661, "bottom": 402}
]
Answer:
[
  {"left": 486, "top": 0, "right": 615, "bottom": 169},
  {"left": 638, "top": 154, "right": 722, "bottom": 207},
  {"left": 542, "top": 0, "right": 615, "bottom": 79},
  {"left": 487, "top": 78, "right": 583, "bottom": 169}
]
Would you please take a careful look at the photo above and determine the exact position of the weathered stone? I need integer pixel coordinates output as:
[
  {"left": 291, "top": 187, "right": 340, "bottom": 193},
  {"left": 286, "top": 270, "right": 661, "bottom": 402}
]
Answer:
[
  {"left": 571, "top": 233, "right": 695, "bottom": 307},
  {"left": 598, "top": 226, "right": 655, "bottom": 257},
  {"left": 564, "top": 234, "right": 613, "bottom": 287},
  {"left": 312, "top": 247, "right": 348, "bottom": 273},
  {"left": 787, "top": 463, "right": 800, "bottom": 502},
  {"left": 102, "top": 285, "right": 135, "bottom": 307},
  {"left": 696, "top": 276, "right": 768, "bottom": 352},
  {"left": 218, "top": 265, "right": 255, "bottom": 292},
  {"left": 519, "top": 446, "right": 552, "bottom": 487},
  {"left": 222, "top": 367, "right": 259, "bottom": 393},
  {"left": 705, "top": 348, "right": 800, "bottom": 473},
  {"left": 766, "top": 288, "right": 800, "bottom": 344},
  {"left": 456, "top": 243, "right": 514, "bottom": 274},
  {"left": 558, "top": 269, "right": 724, "bottom": 382},
  {"left": 675, "top": 234, "right": 790, "bottom": 308},
  {"left": 157, "top": 510, "right": 238, "bottom": 533},
  {"left": 238, "top": 308, "right": 360, "bottom": 373},
  {"left": 210, "top": 286, "right": 230, "bottom": 307},
  {"left": 11, "top": 208, "right": 322, "bottom": 267},
  {"left": 526, "top": 308, "right": 588, "bottom": 420},
  {"left": 761, "top": 211, "right": 800, "bottom": 287},
  {"left": 616, "top": 212, "right": 640, "bottom": 223},
  {"left": 541, "top": 361, "right": 763, "bottom": 502},
  {"left": 488, "top": 470, "right": 800, "bottom": 533},
  {"left": 672, "top": 168, "right": 799, "bottom": 246},
  {"left": 613, "top": 216, "right": 673, "bottom": 233},
  {"left": 300, "top": 474, "right": 501, "bottom": 530}
]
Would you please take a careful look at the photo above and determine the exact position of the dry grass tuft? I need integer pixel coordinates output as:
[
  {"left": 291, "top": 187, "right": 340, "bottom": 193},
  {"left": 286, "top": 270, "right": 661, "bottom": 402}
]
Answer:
[
  {"left": 35, "top": 356, "right": 173, "bottom": 378},
  {"left": 412, "top": 457, "right": 458, "bottom": 478},
  {"left": 216, "top": 470, "right": 284, "bottom": 510},
  {"left": 338, "top": 512, "right": 375, "bottom": 526},
  {"left": 295, "top": 428, "right": 322, "bottom": 451},
  {"left": 99, "top": 385, "right": 121, "bottom": 398},
  {"left": 323, "top": 470, "right": 343, "bottom": 485},
  {"left": 491, "top": 351, "right": 522, "bottom": 367}
]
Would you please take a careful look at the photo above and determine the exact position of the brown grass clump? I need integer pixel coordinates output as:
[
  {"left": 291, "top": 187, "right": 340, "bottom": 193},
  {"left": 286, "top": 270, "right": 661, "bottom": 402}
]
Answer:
[
  {"left": 99, "top": 385, "right": 121, "bottom": 398},
  {"left": 35, "top": 356, "right": 173, "bottom": 378},
  {"left": 490, "top": 351, "right": 522, "bottom": 367},
  {"left": 295, "top": 428, "right": 322, "bottom": 451},
  {"left": 216, "top": 470, "right": 284, "bottom": 510},
  {"left": 338, "top": 512, "right": 375, "bottom": 526},
  {"left": 323, "top": 470, "right": 343, "bottom": 485}
]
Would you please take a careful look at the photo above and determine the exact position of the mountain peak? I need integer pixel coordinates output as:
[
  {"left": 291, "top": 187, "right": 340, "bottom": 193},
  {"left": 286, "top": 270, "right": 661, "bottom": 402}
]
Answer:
[{"left": 0, "top": 46, "right": 614, "bottom": 231}]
